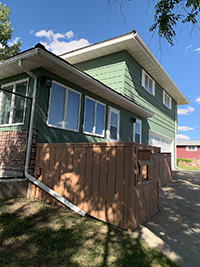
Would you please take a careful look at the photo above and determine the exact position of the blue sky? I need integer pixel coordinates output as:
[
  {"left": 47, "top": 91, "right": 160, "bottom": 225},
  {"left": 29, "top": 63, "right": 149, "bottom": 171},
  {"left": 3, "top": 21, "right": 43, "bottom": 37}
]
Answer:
[{"left": 4, "top": 0, "right": 200, "bottom": 140}]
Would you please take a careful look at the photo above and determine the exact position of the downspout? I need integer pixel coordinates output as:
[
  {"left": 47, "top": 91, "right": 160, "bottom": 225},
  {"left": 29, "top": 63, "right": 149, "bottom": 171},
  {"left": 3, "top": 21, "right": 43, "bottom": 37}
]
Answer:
[{"left": 18, "top": 60, "right": 85, "bottom": 217}]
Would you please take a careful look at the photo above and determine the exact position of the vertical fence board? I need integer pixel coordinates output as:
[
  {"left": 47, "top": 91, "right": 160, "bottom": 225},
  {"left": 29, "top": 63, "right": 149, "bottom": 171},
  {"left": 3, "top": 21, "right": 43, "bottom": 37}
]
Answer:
[
  {"left": 78, "top": 148, "right": 86, "bottom": 211},
  {"left": 115, "top": 146, "right": 124, "bottom": 228},
  {"left": 31, "top": 142, "right": 166, "bottom": 231},
  {"left": 124, "top": 146, "right": 135, "bottom": 229},
  {"left": 98, "top": 146, "right": 108, "bottom": 222},
  {"left": 91, "top": 146, "right": 101, "bottom": 218},
  {"left": 71, "top": 147, "right": 80, "bottom": 205},
  {"left": 107, "top": 146, "right": 116, "bottom": 224},
  {"left": 84, "top": 147, "right": 93, "bottom": 213}
]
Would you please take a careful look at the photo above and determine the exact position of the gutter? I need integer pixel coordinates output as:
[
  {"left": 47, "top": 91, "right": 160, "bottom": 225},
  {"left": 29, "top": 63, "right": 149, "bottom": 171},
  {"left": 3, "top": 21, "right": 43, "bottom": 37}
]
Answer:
[{"left": 18, "top": 60, "right": 85, "bottom": 217}]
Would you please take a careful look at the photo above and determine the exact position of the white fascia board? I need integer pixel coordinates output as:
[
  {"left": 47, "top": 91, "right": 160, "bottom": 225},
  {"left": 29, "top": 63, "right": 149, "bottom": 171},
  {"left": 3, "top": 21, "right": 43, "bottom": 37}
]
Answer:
[
  {"left": 62, "top": 31, "right": 188, "bottom": 106},
  {"left": 134, "top": 34, "right": 189, "bottom": 105},
  {"left": 42, "top": 50, "right": 153, "bottom": 117},
  {"left": 0, "top": 47, "right": 153, "bottom": 118},
  {"left": 60, "top": 31, "right": 136, "bottom": 60}
]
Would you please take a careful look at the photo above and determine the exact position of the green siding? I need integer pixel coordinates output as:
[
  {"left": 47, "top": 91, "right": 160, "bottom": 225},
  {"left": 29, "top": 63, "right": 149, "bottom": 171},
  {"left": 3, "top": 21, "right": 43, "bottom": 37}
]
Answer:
[
  {"left": 0, "top": 68, "right": 139, "bottom": 144},
  {"left": 76, "top": 51, "right": 177, "bottom": 145},
  {"left": 75, "top": 52, "right": 125, "bottom": 95},
  {"left": 34, "top": 69, "right": 136, "bottom": 144}
]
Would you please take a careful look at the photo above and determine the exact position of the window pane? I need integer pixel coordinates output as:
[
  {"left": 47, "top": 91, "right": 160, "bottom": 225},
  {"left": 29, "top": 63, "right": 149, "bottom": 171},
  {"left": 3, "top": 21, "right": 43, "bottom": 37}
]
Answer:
[
  {"left": 0, "top": 86, "right": 13, "bottom": 125},
  {"left": 110, "top": 125, "right": 117, "bottom": 140},
  {"left": 12, "top": 82, "right": 27, "bottom": 123},
  {"left": 165, "top": 95, "right": 169, "bottom": 107},
  {"left": 135, "top": 122, "right": 140, "bottom": 134},
  {"left": 48, "top": 83, "right": 65, "bottom": 127},
  {"left": 111, "top": 112, "right": 118, "bottom": 127},
  {"left": 95, "top": 102, "right": 104, "bottom": 135},
  {"left": 149, "top": 79, "right": 152, "bottom": 93},
  {"left": 135, "top": 133, "right": 140, "bottom": 143},
  {"left": 65, "top": 90, "right": 80, "bottom": 130},
  {"left": 145, "top": 74, "right": 148, "bottom": 90},
  {"left": 84, "top": 98, "right": 95, "bottom": 133}
]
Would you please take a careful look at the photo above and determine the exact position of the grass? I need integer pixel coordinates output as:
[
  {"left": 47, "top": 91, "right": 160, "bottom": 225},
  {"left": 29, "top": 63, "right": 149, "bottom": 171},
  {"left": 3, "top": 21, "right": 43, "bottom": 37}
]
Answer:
[
  {"left": 177, "top": 166, "right": 200, "bottom": 171},
  {"left": 0, "top": 197, "right": 179, "bottom": 267},
  {"left": 177, "top": 158, "right": 200, "bottom": 171}
]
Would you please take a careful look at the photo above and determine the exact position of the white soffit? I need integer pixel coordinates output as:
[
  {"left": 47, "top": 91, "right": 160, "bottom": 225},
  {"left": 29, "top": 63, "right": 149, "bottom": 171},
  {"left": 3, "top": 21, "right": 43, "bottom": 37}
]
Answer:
[
  {"left": 0, "top": 47, "right": 153, "bottom": 118},
  {"left": 61, "top": 31, "right": 188, "bottom": 105}
]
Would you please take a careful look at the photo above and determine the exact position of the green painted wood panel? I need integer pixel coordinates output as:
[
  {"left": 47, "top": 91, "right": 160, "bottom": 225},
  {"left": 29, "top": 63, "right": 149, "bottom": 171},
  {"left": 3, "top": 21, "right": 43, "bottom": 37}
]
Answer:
[
  {"left": 34, "top": 69, "right": 137, "bottom": 144},
  {"left": 76, "top": 51, "right": 177, "bottom": 144},
  {"left": 75, "top": 52, "right": 125, "bottom": 95}
]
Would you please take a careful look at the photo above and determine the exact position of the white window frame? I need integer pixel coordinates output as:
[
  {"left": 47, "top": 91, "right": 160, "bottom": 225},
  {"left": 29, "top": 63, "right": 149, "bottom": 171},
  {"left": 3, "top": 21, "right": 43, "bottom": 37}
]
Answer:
[
  {"left": 107, "top": 107, "right": 120, "bottom": 142},
  {"left": 133, "top": 118, "right": 142, "bottom": 143},
  {"left": 0, "top": 78, "right": 29, "bottom": 126},
  {"left": 83, "top": 96, "right": 105, "bottom": 137},
  {"left": 163, "top": 91, "right": 172, "bottom": 109},
  {"left": 47, "top": 81, "right": 81, "bottom": 132},
  {"left": 142, "top": 70, "right": 155, "bottom": 96},
  {"left": 186, "top": 146, "right": 197, "bottom": 152}
]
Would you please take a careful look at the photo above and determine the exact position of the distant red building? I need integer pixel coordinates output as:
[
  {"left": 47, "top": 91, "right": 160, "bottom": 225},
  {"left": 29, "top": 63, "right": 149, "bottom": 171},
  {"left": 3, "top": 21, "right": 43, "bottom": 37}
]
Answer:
[{"left": 176, "top": 141, "right": 200, "bottom": 159}]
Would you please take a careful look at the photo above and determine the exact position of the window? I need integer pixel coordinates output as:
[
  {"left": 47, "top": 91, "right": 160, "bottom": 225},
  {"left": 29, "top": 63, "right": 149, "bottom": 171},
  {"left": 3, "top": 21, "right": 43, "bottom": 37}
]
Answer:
[
  {"left": 48, "top": 82, "right": 81, "bottom": 131},
  {"left": 142, "top": 70, "right": 155, "bottom": 95},
  {"left": 163, "top": 91, "right": 172, "bottom": 109},
  {"left": 83, "top": 96, "right": 105, "bottom": 136},
  {"left": 0, "top": 79, "right": 28, "bottom": 126},
  {"left": 133, "top": 119, "right": 142, "bottom": 143},
  {"left": 186, "top": 146, "right": 197, "bottom": 151},
  {"left": 107, "top": 107, "right": 120, "bottom": 142}
]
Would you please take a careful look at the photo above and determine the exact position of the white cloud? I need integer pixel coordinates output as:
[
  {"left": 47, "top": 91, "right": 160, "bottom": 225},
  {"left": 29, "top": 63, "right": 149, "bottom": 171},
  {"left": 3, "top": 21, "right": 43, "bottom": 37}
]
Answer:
[
  {"left": 194, "top": 47, "right": 200, "bottom": 52},
  {"left": 65, "top": 30, "right": 74, "bottom": 39},
  {"left": 178, "top": 126, "right": 194, "bottom": 131},
  {"left": 185, "top": 44, "right": 193, "bottom": 51},
  {"left": 195, "top": 97, "right": 200, "bottom": 104},
  {"left": 8, "top": 37, "right": 21, "bottom": 46},
  {"left": 177, "top": 106, "right": 195, "bottom": 115},
  {"left": 176, "top": 134, "right": 190, "bottom": 140},
  {"left": 33, "top": 29, "right": 90, "bottom": 55}
]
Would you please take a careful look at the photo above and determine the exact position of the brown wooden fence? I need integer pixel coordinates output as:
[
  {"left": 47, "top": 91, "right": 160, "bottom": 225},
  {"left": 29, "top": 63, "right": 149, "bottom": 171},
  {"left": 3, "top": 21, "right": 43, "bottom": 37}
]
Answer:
[{"left": 28, "top": 142, "right": 171, "bottom": 230}]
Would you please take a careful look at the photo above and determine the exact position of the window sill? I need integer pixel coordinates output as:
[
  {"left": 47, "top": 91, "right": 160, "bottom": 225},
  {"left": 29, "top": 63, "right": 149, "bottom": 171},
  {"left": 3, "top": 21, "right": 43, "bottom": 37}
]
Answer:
[
  {"left": 47, "top": 123, "right": 79, "bottom": 133},
  {"left": 83, "top": 131, "right": 105, "bottom": 138}
]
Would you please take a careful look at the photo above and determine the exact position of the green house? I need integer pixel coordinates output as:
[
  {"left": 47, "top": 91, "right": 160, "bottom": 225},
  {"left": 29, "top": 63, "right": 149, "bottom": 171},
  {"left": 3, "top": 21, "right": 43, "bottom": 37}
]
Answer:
[
  {"left": 0, "top": 31, "right": 188, "bottom": 178},
  {"left": 61, "top": 30, "right": 189, "bottom": 169}
]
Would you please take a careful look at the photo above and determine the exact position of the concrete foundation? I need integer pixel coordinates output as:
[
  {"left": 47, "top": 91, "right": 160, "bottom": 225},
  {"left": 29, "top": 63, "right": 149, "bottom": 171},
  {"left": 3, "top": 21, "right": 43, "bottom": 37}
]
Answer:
[{"left": 0, "top": 178, "right": 28, "bottom": 200}]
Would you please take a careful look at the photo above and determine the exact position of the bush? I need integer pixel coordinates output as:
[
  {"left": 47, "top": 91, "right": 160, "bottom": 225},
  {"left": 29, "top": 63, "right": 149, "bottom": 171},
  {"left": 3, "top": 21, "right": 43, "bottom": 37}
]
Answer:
[{"left": 177, "top": 158, "right": 192, "bottom": 166}]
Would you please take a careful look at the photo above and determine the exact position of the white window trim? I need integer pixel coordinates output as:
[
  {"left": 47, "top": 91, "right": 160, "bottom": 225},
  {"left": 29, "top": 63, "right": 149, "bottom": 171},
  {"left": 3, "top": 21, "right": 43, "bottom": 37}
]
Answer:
[
  {"left": 0, "top": 78, "right": 29, "bottom": 127},
  {"left": 107, "top": 106, "right": 120, "bottom": 142},
  {"left": 163, "top": 90, "right": 172, "bottom": 109},
  {"left": 47, "top": 80, "right": 81, "bottom": 132},
  {"left": 133, "top": 118, "right": 142, "bottom": 143},
  {"left": 186, "top": 146, "right": 197, "bottom": 151},
  {"left": 141, "top": 69, "right": 155, "bottom": 96},
  {"left": 83, "top": 96, "right": 105, "bottom": 137}
]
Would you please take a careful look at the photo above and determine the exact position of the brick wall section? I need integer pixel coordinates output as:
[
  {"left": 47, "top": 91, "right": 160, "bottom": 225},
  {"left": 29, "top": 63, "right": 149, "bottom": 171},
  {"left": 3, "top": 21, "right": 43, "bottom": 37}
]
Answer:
[
  {"left": 0, "top": 129, "right": 38, "bottom": 177},
  {"left": 29, "top": 129, "right": 38, "bottom": 175}
]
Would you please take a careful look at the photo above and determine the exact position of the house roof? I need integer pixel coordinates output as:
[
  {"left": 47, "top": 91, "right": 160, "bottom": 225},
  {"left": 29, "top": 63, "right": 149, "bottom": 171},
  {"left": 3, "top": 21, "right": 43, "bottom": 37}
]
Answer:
[
  {"left": 61, "top": 30, "right": 188, "bottom": 105},
  {"left": 0, "top": 44, "right": 153, "bottom": 118},
  {"left": 177, "top": 141, "right": 200, "bottom": 146}
]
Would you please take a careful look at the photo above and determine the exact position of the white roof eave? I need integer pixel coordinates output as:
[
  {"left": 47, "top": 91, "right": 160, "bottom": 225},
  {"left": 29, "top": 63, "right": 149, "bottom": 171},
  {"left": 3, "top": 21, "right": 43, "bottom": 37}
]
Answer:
[
  {"left": 0, "top": 46, "right": 153, "bottom": 118},
  {"left": 61, "top": 31, "right": 188, "bottom": 105}
]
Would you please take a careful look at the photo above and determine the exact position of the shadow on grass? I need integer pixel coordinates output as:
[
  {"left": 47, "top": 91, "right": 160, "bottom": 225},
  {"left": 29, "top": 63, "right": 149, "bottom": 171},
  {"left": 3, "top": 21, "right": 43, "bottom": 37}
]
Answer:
[{"left": 0, "top": 199, "right": 179, "bottom": 267}]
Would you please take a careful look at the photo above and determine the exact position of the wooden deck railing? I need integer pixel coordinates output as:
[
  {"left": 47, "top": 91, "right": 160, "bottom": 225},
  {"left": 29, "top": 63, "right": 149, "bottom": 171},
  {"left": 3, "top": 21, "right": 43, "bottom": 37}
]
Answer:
[{"left": 28, "top": 142, "right": 171, "bottom": 230}]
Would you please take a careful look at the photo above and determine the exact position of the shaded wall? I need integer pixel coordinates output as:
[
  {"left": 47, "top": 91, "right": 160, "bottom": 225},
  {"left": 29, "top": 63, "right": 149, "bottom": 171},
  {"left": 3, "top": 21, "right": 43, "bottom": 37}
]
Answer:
[{"left": 28, "top": 142, "right": 171, "bottom": 230}]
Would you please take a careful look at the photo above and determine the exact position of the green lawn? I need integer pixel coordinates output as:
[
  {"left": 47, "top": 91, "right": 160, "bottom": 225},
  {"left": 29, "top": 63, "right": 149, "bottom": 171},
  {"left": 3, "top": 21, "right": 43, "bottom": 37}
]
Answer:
[
  {"left": 178, "top": 166, "right": 200, "bottom": 171},
  {"left": 0, "top": 198, "right": 179, "bottom": 267}
]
